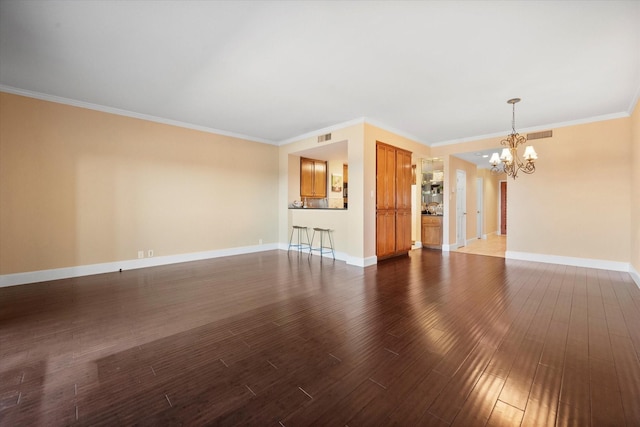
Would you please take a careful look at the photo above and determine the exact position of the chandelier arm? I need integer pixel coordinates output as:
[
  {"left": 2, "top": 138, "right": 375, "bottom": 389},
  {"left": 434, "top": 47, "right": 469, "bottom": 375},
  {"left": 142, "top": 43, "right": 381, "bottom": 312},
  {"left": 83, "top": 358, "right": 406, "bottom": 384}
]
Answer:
[
  {"left": 493, "top": 98, "right": 537, "bottom": 179},
  {"left": 522, "top": 162, "right": 536, "bottom": 174}
]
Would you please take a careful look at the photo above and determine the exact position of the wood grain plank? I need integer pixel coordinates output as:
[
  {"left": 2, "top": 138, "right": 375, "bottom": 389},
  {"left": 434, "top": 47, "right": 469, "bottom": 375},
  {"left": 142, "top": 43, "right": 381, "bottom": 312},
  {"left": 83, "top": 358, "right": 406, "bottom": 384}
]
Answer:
[{"left": 0, "top": 249, "right": 639, "bottom": 425}]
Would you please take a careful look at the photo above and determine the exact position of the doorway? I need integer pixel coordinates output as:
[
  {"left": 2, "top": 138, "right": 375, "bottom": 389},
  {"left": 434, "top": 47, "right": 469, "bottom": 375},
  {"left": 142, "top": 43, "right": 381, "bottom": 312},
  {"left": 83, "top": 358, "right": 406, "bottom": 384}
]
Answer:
[
  {"left": 456, "top": 176, "right": 506, "bottom": 257},
  {"left": 456, "top": 170, "right": 466, "bottom": 248},
  {"left": 499, "top": 180, "right": 507, "bottom": 235}
]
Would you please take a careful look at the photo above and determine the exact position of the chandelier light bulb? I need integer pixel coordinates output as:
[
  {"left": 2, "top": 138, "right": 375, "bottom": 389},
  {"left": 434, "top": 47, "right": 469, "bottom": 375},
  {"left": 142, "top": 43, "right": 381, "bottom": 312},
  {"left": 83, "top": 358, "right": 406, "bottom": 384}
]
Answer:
[
  {"left": 523, "top": 145, "right": 538, "bottom": 161},
  {"left": 500, "top": 148, "right": 513, "bottom": 163}
]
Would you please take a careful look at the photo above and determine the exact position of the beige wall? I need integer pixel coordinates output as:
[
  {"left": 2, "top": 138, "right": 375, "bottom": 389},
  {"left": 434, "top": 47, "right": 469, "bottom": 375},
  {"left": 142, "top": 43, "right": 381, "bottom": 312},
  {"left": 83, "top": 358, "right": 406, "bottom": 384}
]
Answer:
[
  {"left": 287, "top": 154, "right": 301, "bottom": 204},
  {"left": 432, "top": 117, "right": 632, "bottom": 264},
  {"left": 631, "top": 99, "right": 640, "bottom": 275},
  {"left": 0, "top": 93, "right": 279, "bottom": 275},
  {"left": 2, "top": 90, "right": 636, "bottom": 278},
  {"left": 507, "top": 118, "right": 631, "bottom": 262}
]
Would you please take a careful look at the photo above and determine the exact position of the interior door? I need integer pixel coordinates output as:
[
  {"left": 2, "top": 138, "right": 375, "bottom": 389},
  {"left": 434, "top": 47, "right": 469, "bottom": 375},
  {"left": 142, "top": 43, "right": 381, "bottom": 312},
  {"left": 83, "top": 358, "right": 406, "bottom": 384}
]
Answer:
[
  {"left": 476, "top": 177, "right": 483, "bottom": 239},
  {"left": 456, "top": 170, "right": 467, "bottom": 248},
  {"left": 500, "top": 181, "right": 507, "bottom": 235}
]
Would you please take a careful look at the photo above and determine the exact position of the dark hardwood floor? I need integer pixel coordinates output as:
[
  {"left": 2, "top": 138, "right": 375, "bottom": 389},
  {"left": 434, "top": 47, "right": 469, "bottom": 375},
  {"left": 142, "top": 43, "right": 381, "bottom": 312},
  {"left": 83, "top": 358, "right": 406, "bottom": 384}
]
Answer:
[{"left": 1, "top": 249, "right": 639, "bottom": 426}]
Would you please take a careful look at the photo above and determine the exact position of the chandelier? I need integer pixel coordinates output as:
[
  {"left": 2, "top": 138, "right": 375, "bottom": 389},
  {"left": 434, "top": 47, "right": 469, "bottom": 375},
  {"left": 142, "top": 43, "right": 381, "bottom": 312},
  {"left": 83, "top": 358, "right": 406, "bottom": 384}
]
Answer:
[{"left": 490, "top": 98, "right": 537, "bottom": 179}]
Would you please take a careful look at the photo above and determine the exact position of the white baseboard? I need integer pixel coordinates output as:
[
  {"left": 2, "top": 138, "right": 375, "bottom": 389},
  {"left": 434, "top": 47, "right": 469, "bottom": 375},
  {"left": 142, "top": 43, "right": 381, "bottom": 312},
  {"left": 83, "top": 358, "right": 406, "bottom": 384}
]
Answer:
[
  {"left": 412, "top": 242, "right": 423, "bottom": 250},
  {"left": 505, "top": 251, "right": 630, "bottom": 272},
  {"left": 0, "top": 243, "right": 280, "bottom": 288},
  {"left": 0, "top": 242, "right": 367, "bottom": 288},
  {"left": 6, "top": 244, "right": 631, "bottom": 288},
  {"left": 482, "top": 231, "right": 498, "bottom": 240},
  {"left": 631, "top": 264, "right": 640, "bottom": 289},
  {"left": 346, "top": 255, "right": 377, "bottom": 267}
]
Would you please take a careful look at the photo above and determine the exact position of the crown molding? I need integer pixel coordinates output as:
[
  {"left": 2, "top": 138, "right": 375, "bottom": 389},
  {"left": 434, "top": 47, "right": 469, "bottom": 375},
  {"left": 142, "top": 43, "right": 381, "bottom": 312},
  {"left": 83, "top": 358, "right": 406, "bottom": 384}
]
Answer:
[
  {"left": 0, "top": 85, "right": 276, "bottom": 145},
  {"left": 277, "top": 116, "right": 433, "bottom": 147},
  {"left": 4, "top": 84, "right": 636, "bottom": 150},
  {"left": 360, "top": 117, "right": 431, "bottom": 146},
  {"left": 431, "top": 111, "right": 630, "bottom": 148}
]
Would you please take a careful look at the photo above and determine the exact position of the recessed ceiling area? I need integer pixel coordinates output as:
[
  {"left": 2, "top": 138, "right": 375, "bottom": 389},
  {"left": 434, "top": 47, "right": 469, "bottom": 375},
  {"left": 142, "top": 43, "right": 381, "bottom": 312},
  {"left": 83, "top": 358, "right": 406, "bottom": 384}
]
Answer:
[
  {"left": 453, "top": 148, "right": 502, "bottom": 169},
  {"left": 1, "top": 1, "right": 638, "bottom": 145},
  {"left": 295, "top": 140, "right": 348, "bottom": 162}
]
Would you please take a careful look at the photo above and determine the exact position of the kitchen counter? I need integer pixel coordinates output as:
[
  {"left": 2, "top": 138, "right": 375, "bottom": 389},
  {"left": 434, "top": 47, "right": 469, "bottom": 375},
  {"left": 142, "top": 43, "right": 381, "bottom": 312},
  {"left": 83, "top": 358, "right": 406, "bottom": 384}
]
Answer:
[{"left": 288, "top": 207, "right": 348, "bottom": 256}]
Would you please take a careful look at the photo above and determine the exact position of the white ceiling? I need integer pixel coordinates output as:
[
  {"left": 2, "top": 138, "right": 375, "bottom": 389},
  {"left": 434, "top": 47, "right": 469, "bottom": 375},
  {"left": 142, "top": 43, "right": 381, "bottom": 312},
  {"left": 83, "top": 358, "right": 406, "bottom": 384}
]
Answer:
[
  {"left": 453, "top": 148, "right": 500, "bottom": 169},
  {"left": 1, "top": 1, "right": 639, "bottom": 146}
]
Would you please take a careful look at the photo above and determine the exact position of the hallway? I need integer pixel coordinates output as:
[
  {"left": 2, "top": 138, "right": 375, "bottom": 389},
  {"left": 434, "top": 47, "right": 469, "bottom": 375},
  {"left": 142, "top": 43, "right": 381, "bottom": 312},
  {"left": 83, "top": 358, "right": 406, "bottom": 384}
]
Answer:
[{"left": 456, "top": 233, "right": 506, "bottom": 258}]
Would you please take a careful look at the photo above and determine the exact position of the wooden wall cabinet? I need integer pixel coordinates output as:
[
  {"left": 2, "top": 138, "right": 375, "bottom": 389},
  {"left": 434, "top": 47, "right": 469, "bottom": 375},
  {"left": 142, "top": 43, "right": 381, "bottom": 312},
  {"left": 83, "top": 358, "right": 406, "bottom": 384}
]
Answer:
[
  {"left": 395, "top": 210, "right": 412, "bottom": 253},
  {"left": 376, "top": 142, "right": 412, "bottom": 259},
  {"left": 421, "top": 215, "right": 443, "bottom": 248},
  {"left": 376, "top": 210, "right": 396, "bottom": 257},
  {"left": 300, "top": 157, "right": 327, "bottom": 198}
]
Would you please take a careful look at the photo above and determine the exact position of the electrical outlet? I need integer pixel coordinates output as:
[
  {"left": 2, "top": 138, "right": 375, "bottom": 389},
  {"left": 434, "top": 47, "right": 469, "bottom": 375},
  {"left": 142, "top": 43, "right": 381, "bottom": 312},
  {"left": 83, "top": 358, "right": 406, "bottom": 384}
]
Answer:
[
  {"left": 148, "top": 250, "right": 154, "bottom": 257},
  {"left": 259, "top": 239, "right": 263, "bottom": 245},
  {"left": 137, "top": 250, "right": 144, "bottom": 259}
]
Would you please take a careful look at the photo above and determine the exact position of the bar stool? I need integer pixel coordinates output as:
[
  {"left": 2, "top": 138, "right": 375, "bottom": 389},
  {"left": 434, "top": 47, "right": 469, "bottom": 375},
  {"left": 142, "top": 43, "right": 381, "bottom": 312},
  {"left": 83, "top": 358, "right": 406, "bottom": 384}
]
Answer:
[
  {"left": 288, "top": 225, "right": 311, "bottom": 253},
  {"left": 309, "top": 228, "right": 335, "bottom": 260}
]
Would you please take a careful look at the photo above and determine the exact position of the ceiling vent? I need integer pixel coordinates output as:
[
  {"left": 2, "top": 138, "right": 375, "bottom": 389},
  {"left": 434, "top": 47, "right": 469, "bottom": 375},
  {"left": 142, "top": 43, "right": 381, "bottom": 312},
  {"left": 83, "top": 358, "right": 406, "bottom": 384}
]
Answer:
[
  {"left": 526, "top": 130, "right": 553, "bottom": 141},
  {"left": 317, "top": 133, "right": 332, "bottom": 143}
]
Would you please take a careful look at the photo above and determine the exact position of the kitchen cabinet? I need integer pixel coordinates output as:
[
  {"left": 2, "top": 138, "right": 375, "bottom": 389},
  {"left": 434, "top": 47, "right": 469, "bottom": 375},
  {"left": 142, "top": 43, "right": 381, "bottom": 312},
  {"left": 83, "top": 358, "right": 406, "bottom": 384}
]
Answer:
[
  {"left": 395, "top": 210, "right": 412, "bottom": 253},
  {"left": 376, "top": 210, "right": 396, "bottom": 257},
  {"left": 396, "top": 150, "right": 412, "bottom": 210},
  {"left": 376, "top": 142, "right": 412, "bottom": 259},
  {"left": 300, "top": 157, "right": 327, "bottom": 198},
  {"left": 422, "top": 215, "right": 442, "bottom": 248},
  {"left": 376, "top": 144, "right": 396, "bottom": 210}
]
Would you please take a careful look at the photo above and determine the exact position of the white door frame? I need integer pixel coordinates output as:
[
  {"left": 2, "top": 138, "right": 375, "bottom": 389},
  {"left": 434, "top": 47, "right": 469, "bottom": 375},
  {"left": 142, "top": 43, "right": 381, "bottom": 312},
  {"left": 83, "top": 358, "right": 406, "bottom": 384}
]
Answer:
[{"left": 456, "top": 170, "right": 467, "bottom": 248}]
